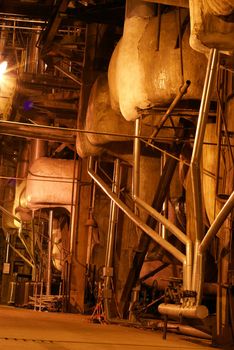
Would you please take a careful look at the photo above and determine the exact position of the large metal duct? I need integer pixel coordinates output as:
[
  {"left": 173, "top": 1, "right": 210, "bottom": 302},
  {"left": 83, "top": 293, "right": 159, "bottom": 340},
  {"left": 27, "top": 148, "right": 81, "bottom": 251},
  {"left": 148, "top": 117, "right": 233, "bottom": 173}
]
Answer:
[
  {"left": 108, "top": 0, "right": 207, "bottom": 121},
  {"left": 77, "top": 1, "right": 208, "bottom": 157},
  {"left": 12, "top": 143, "right": 31, "bottom": 227},
  {"left": 25, "top": 157, "right": 78, "bottom": 212},
  {"left": 189, "top": 0, "right": 234, "bottom": 53},
  {"left": 204, "top": 0, "right": 234, "bottom": 16}
]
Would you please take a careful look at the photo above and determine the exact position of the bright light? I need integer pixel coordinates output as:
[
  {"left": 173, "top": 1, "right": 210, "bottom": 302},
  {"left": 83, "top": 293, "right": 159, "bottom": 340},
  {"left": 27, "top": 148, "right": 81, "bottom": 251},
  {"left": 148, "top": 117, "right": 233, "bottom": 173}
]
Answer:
[{"left": 0, "top": 61, "right": 8, "bottom": 79}]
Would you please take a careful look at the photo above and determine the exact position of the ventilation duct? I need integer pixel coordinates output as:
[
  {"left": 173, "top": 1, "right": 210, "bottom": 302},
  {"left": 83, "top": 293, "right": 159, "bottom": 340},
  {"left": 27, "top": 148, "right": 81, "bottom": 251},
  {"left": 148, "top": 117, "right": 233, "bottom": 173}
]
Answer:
[
  {"left": 108, "top": 0, "right": 207, "bottom": 121},
  {"left": 189, "top": 0, "right": 234, "bottom": 53},
  {"left": 25, "top": 157, "right": 78, "bottom": 212}
]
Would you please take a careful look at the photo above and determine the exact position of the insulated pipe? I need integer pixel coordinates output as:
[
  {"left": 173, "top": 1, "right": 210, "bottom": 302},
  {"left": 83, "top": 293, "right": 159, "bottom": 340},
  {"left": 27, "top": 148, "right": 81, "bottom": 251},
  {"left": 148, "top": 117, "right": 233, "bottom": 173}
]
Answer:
[
  {"left": 190, "top": 48, "right": 218, "bottom": 242},
  {"left": 199, "top": 191, "right": 234, "bottom": 253},
  {"left": 135, "top": 196, "right": 192, "bottom": 290},
  {"left": 16, "top": 143, "right": 30, "bottom": 181},
  {"left": 155, "top": 321, "right": 211, "bottom": 339},
  {"left": 158, "top": 303, "right": 208, "bottom": 319},
  {"left": 104, "top": 158, "right": 121, "bottom": 319},
  {"left": 30, "top": 117, "right": 48, "bottom": 169},
  {"left": 30, "top": 139, "right": 48, "bottom": 164},
  {"left": 205, "top": 0, "right": 234, "bottom": 16},
  {"left": 190, "top": 48, "right": 218, "bottom": 299},
  {"left": 46, "top": 210, "right": 53, "bottom": 296},
  {"left": 88, "top": 157, "right": 186, "bottom": 265},
  {"left": 0, "top": 120, "right": 76, "bottom": 143}
]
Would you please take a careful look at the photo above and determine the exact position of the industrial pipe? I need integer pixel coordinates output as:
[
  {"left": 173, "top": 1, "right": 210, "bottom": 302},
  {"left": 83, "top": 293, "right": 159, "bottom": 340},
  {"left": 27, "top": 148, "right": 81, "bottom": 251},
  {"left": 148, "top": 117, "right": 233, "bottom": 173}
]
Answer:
[
  {"left": 86, "top": 165, "right": 97, "bottom": 267},
  {"left": 200, "top": 191, "right": 234, "bottom": 253},
  {"left": 190, "top": 48, "right": 218, "bottom": 301},
  {"left": 54, "top": 65, "right": 82, "bottom": 86},
  {"left": 104, "top": 158, "right": 121, "bottom": 319},
  {"left": 158, "top": 303, "right": 208, "bottom": 319},
  {"left": 69, "top": 158, "right": 80, "bottom": 256},
  {"left": 5, "top": 233, "right": 10, "bottom": 263},
  {"left": 105, "top": 159, "right": 121, "bottom": 270},
  {"left": 8, "top": 242, "right": 34, "bottom": 269},
  {"left": 191, "top": 48, "right": 218, "bottom": 241},
  {"left": 134, "top": 196, "right": 192, "bottom": 291},
  {"left": 88, "top": 157, "right": 186, "bottom": 265},
  {"left": 148, "top": 80, "right": 191, "bottom": 142},
  {"left": 0, "top": 204, "right": 21, "bottom": 224},
  {"left": 160, "top": 154, "right": 167, "bottom": 240},
  {"left": 154, "top": 321, "right": 211, "bottom": 339},
  {"left": 18, "top": 227, "right": 35, "bottom": 265},
  {"left": 0, "top": 120, "right": 76, "bottom": 143}
]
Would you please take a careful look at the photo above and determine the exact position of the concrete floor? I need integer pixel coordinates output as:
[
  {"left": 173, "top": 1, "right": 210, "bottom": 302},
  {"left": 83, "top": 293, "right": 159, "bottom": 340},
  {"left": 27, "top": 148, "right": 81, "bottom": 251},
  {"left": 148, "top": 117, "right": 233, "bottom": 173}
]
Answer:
[{"left": 0, "top": 305, "right": 221, "bottom": 350}]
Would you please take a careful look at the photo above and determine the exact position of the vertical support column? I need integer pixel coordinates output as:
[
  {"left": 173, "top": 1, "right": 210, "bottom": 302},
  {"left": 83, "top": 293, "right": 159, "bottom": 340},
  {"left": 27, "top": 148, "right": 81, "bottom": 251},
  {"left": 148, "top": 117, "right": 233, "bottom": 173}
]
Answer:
[
  {"left": 31, "top": 211, "right": 36, "bottom": 281},
  {"left": 69, "top": 158, "right": 91, "bottom": 313},
  {"left": 128, "top": 118, "right": 141, "bottom": 321},
  {"left": 70, "top": 23, "right": 97, "bottom": 312},
  {"left": 46, "top": 210, "right": 53, "bottom": 296},
  {"left": 133, "top": 118, "right": 141, "bottom": 200},
  {"left": 1, "top": 233, "right": 11, "bottom": 304},
  {"left": 86, "top": 170, "right": 97, "bottom": 270}
]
